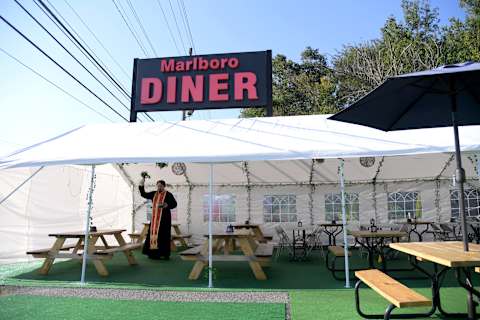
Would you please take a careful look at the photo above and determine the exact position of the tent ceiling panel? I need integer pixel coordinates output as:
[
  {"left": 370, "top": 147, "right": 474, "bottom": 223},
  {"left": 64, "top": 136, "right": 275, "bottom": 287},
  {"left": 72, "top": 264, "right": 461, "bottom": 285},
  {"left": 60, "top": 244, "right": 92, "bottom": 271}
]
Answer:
[
  {"left": 247, "top": 160, "right": 310, "bottom": 184},
  {"left": 2, "top": 115, "right": 480, "bottom": 169}
]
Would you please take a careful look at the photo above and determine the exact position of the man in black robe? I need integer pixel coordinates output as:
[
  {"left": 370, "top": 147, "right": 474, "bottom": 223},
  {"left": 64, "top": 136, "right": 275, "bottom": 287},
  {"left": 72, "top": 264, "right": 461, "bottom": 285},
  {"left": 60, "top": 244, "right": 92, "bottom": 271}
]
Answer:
[{"left": 139, "top": 178, "right": 177, "bottom": 260}]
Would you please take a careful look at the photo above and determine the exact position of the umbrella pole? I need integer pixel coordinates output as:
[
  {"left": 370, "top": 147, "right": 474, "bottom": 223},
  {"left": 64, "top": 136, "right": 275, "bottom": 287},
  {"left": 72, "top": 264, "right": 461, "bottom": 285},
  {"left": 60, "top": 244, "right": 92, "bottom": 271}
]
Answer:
[{"left": 450, "top": 78, "right": 469, "bottom": 251}]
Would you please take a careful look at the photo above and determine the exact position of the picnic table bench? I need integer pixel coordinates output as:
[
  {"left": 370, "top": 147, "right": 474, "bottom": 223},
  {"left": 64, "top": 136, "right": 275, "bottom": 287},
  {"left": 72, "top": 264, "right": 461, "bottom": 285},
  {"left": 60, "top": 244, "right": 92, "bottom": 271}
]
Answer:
[
  {"left": 325, "top": 245, "right": 357, "bottom": 280},
  {"left": 355, "top": 269, "right": 432, "bottom": 319},
  {"left": 129, "top": 222, "right": 192, "bottom": 250},
  {"left": 26, "top": 229, "right": 139, "bottom": 276},
  {"left": 390, "top": 241, "right": 480, "bottom": 319},
  {"left": 179, "top": 230, "right": 273, "bottom": 280}
]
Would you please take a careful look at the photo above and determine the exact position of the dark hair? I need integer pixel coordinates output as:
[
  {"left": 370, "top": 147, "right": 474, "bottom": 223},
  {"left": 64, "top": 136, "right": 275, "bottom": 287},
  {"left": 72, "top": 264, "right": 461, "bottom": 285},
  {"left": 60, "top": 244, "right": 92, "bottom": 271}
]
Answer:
[{"left": 156, "top": 180, "right": 166, "bottom": 187}]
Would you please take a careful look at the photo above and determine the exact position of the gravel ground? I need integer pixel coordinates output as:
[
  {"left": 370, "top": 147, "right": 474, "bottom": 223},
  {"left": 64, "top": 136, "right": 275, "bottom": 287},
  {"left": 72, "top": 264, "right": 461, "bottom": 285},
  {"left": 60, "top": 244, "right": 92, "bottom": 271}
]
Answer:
[{"left": 0, "top": 285, "right": 291, "bottom": 319}]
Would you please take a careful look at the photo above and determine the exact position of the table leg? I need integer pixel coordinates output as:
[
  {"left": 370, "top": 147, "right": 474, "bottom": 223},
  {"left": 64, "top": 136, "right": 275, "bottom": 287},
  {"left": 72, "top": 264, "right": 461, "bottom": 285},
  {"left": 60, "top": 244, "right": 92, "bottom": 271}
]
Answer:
[
  {"left": 189, "top": 240, "right": 209, "bottom": 280},
  {"left": 72, "top": 238, "right": 83, "bottom": 254},
  {"left": 100, "top": 235, "right": 110, "bottom": 249},
  {"left": 332, "top": 226, "right": 343, "bottom": 246},
  {"left": 88, "top": 235, "right": 109, "bottom": 277},
  {"left": 455, "top": 267, "right": 480, "bottom": 320},
  {"left": 238, "top": 237, "right": 266, "bottom": 280},
  {"left": 418, "top": 224, "right": 430, "bottom": 242},
  {"left": 252, "top": 227, "right": 265, "bottom": 243},
  {"left": 172, "top": 225, "right": 181, "bottom": 236},
  {"left": 170, "top": 240, "right": 177, "bottom": 252},
  {"left": 113, "top": 233, "right": 138, "bottom": 265},
  {"left": 411, "top": 257, "right": 466, "bottom": 318},
  {"left": 39, "top": 237, "right": 66, "bottom": 275}
]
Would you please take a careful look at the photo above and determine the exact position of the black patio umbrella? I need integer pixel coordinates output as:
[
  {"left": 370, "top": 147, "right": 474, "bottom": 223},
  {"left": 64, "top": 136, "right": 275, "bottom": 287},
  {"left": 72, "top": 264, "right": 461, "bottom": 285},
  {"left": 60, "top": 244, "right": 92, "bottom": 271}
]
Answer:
[{"left": 329, "top": 62, "right": 480, "bottom": 251}]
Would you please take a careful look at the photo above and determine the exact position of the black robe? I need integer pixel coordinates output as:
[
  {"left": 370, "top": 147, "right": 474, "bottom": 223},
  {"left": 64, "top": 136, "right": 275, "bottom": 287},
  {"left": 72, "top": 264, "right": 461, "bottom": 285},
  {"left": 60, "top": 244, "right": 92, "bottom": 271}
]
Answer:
[{"left": 139, "top": 186, "right": 177, "bottom": 259}]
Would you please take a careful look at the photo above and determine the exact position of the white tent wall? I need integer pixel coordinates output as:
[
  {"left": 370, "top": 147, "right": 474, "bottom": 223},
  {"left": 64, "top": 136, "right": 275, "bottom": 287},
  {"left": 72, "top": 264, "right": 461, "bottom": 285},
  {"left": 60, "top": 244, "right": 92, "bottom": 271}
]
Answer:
[
  {"left": 0, "top": 165, "right": 132, "bottom": 264},
  {"left": 127, "top": 153, "right": 479, "bottom": 247},
  {"left": 0, "top": 168, "right": 31, "bottom": 264}
]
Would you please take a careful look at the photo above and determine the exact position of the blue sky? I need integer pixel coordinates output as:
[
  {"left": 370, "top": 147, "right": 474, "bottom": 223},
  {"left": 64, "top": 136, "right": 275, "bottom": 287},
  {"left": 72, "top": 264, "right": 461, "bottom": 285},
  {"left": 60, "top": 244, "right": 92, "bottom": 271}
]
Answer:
[{"left": 0, "top": 0, "right": 466, "bottom": 155}]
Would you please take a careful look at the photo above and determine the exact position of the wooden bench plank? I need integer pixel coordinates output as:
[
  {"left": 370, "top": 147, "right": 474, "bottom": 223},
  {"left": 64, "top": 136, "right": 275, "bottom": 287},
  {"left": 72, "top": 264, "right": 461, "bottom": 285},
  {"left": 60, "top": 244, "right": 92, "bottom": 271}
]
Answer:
[
  {"left": 355, "top": 269, "right": 432, "bottom": 308},
  {"left": 27, "top": 244, "right": 79, "bottom": 255},
  {"left": 95, "top": 243, "right": 142, "bottom": 255},
  {"left": 255, "top": 243, "right": 274, "bottom": 257},
  {"left": 172, "top": 234, "right": 192, "bottom": 239},
  {"left": 328, "top": 246, "right": 352, "bottom": 257},
  {"left": 179, "top": 246, "right": 203, "bottom": 256}
]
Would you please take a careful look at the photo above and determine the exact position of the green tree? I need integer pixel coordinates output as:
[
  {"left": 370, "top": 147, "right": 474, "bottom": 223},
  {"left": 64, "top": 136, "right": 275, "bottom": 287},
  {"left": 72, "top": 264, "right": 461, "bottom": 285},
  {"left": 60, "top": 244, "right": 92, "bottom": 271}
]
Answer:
[
  {"left": 240, "top": 47, "right": 339, "bottom": 118},
  {"left": 334, "top": 0, "right": 444, "bottom": 107},
  {"left": 443, "top": 0, "right": 480, "bottom": 63}
]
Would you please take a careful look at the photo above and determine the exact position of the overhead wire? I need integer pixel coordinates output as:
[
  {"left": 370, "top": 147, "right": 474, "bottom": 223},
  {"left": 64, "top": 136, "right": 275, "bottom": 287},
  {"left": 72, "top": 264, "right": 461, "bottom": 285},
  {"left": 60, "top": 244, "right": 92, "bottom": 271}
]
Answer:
[
  {"left": 32, "top": 0, "right": 129, "bottom": 101},
  {"left": 35, "top": 0, "right": 131, "bottom": 99},
  {"left": 13, "top": 0, "right": 131, "bottom": 114},
  {"left": 63, "top": 0, "right": 130, "bottom": 80},
  {"left": 35, "top": 0, "right": 155, "bottom": 122},
  {"left": 177, "top": 0, "right": 195, "bottom": 54},
  {"left": 0, "top": 47, "right": 115, "bottom": 122},
  {"left": 155, "top": 0, "right": 181, "bottom": 55},
  {"left": 44, "top": 0, "right": 131, "bottom": 95},
  {"left": 0, "top": 15, "right": 128, "bottom": 121},
  {"left": 111, "top": 0, "right": 149, "bottom": 57},
  {"left": 167, "top": 0, "right": 187, "bottom": 54},
  {"left": 125, "top": 0, "right": 158, "bottom": 56}
]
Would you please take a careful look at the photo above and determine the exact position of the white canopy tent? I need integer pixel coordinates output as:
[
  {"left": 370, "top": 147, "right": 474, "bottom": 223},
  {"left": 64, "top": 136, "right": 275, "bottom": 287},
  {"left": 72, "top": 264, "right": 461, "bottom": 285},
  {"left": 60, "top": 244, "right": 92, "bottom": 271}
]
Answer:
[{"left": 1, "top": 115, "right": 479, "bottom": 286}]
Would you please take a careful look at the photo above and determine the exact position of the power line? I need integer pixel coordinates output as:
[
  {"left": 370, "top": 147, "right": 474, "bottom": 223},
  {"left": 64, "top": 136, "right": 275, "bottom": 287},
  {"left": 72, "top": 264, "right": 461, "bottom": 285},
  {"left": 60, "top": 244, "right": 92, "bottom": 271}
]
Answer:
[
  {"left": 33, "top": 0, "right": 127, "bottom": 99},
  {"left": 35, "top": 0, "right": 156, "bottom": 122},
  {"left": 111, "top": 0, "right": 149, "bottom": 57},
  {"left": 0, "top": 47, "right": 115, "bottom": 122},
  {"left": 0, "top": 15, "right": 129, "bottom": 121},
  {"left": 14, "top": 0, "right": 131, "bottom": 114},
  {"left": 43, "top": 0, "right": 131, "bottom": 96},
  {"left": 125, "top": 0, "right": 158, "bottom": 56},
  {"left": 168, "top": 0, "right": 187, "bottom": 53},
  {"left": 155, "top": 0, "right": 181, "bottom": 55},
  {"left": 37, "top": 0, "right": 131, "bottom": 99},
  {"left": 177, "top": 0, "right": 195, "bottom": 54},
  {"left": 63, "top": 0, "right": 130, "bottom": 80}
]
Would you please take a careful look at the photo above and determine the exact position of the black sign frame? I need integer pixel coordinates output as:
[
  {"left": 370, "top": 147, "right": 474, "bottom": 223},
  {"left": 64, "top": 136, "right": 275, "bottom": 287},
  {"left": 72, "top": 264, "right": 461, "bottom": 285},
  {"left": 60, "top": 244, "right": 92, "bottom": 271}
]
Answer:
[{"left": 129, "top": 50, "right": 272, "bottom": 122}]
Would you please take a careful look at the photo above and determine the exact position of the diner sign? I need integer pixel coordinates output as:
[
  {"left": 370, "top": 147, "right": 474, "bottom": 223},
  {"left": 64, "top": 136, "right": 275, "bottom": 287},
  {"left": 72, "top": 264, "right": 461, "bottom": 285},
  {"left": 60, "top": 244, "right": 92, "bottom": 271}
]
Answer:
[{"left": 130, "top": 50, "right": 272, "bottom": 121}]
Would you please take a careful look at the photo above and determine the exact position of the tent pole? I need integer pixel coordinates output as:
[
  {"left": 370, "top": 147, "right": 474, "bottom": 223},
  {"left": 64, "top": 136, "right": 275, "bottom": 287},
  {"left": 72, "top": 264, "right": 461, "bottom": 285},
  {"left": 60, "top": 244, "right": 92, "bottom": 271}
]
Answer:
[
  {"left": 339, "top": 159, "right": 350, "bottom": 288},
  {"left": 208, "top": 163, "right": 214, "bottom": 288},
  {"left": 450, "top": 77, "right": 469, "bottom": 251},
  {"left": 81, "top": 164, "right": 96, "bottom": 285},
  {"left": 0, "top": 166, "right": 44, "bottom": 206}
]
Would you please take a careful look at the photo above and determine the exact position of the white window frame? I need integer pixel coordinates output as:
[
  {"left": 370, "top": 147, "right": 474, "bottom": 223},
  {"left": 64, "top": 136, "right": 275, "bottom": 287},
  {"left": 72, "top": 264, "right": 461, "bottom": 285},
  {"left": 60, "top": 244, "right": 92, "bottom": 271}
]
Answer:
[
  {"left": 324, "top": 192, "right": 359, "bottom": 222},
  {"left": 263, "top": 195, "right": 297, "bottom": 223},
  {"left": 450, "top": 189, "right": 480, "bottom": 221},
  {"left": 202, "top": 194, "right": 236, "bottom": 223},
  {"left": 387, "top": 191, "right": 422, "bottom": 221}
]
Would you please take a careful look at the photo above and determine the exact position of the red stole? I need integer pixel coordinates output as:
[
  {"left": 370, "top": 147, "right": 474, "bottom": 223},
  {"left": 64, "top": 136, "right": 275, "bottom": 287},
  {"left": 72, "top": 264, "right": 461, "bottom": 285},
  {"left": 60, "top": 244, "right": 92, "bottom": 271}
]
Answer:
[{"left": 150, "top": 191, "right": 166, "bottom": 249}]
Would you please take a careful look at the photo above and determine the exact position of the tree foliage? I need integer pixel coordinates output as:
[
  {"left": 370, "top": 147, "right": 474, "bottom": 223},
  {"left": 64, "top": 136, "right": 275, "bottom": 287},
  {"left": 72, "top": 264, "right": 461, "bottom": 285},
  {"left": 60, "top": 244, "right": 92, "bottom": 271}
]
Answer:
[
  {"left": 240, "top": 47, "right": 339, "bottom": 117},
  {"left": 241, "top": 0, "right": 480, "bottom": 118}
]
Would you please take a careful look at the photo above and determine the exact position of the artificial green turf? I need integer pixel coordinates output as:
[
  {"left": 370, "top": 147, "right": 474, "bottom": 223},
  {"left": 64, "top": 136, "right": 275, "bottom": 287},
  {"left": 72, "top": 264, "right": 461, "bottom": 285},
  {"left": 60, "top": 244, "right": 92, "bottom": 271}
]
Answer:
[
  {"left": 0, "top": 295, "right": 285, "bottom": 320},
  {"left": 5, "top": 249, "right": 480, "bottom": 319},
  {"left": 9, "top": 248, "right": 475, "bottom": 289},
  {"left": 290, "top": 288, "right": 469, "bottom": 320}
]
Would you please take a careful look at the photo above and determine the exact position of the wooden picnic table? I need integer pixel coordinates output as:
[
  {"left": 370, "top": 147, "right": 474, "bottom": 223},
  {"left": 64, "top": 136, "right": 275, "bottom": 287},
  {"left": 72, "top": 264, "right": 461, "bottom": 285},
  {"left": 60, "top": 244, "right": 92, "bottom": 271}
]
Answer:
[
  {"left": 180, "top": 230, "right": 273, "bottom": 280},
  {"left": 233, "top": 224, "right": 269, "bottom": 243},
  {"left": 390, "top": 241, "right": 480, "bottom": 319},
  {"left": 349, "top": 230, "right": 407, "bottom": 270},
  {"left": 130, "top": 222, "right": 191, "bottom": 250},
  {"left": 26, "top": 229, "right": 140, "bottom": 277},
  {"left": 395, "top": 220, "right": 432, "bottom": 241},
  {"left": 319, "top": 223, "right": 344, "bottom": 246}
]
